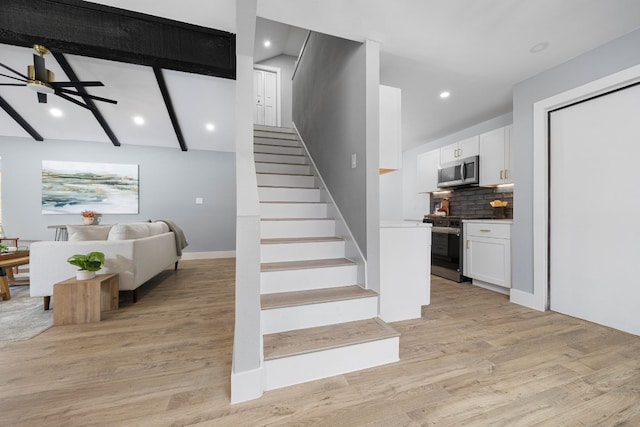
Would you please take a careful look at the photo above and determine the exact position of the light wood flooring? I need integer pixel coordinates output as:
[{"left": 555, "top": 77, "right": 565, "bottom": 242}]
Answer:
[{"left": 1, "top": 258, "right": 639, "bottom": 426}]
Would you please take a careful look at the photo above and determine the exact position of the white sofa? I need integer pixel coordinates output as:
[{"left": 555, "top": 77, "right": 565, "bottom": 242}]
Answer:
[{"left": 30, "top": 222, "right": 182, "bottom": 309}]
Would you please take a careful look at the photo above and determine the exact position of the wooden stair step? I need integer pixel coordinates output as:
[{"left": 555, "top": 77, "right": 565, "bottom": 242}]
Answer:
[
  {"left": 261, "top": 258, "right": 354, "bottom": 272},
  {"left": 261, "top": 237, "right": 344, "bottom": 244},
  {"left": 257, "top": 172, "right": 313, "bottom": 177},
  {"left": 261, "top": 285, "right": 376, "bottom": 310},
  {"left": 258, "top": 185, "right": 320, "bottom": 189},
  {"left": 264, "top": 318, "right": 399, "bottom": 360},
  {"left": 261, "top": 217, "right": 333, "bottom": 221},
  {"left": 255, "top": 161, "right": 308, "bottom": 166}
]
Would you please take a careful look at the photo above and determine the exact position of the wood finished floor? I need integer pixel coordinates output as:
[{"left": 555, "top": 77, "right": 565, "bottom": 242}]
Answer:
[{"left": 1, "top": 258, "right": 639, "bottom": 426}]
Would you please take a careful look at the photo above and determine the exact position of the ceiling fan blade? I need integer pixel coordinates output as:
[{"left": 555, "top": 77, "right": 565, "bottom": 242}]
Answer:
[
  {"left": 0, "top": 83, "right": 26, "bottom": 87},
  {"left": 52, "top": 81, "right": 105, "bottom": 88},
  {"left": 54, "top": 91, "right": 94, "bottom": 110},
  {"left": 0, "top": 62, "right": 28, "bottom": 80},
  {"left": 56, "top": 88, "right": 118, "bottom": 105},
  {"left": 0, "top": 72, "right": 28, "bottom": 83},
  {"left": 38, "top": 92, "right": 47, "bottom": 103},
  {"left": 33, "top": 54, "right": 48, "bottom": 83}
]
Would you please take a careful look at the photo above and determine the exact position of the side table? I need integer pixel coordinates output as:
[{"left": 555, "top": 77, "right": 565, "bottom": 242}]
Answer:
[{"left": 53, "top": 273, "right": 119, "bottom": 325}]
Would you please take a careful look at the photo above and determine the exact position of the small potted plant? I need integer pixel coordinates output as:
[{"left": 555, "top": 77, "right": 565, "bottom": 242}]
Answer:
[
  {"left": 0, "top": 243, "right": 8, "bottom": 254},
  {"left": 67, "top": 251, "right": 105, "bottom": 280},
  {"left": 81, "top": 210, "right": 97, "bottom": 225}
]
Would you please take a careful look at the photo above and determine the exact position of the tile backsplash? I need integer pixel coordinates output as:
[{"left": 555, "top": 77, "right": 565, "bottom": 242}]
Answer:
[{"left": 431, "top": 186, "right": 513, "bottom": 219}]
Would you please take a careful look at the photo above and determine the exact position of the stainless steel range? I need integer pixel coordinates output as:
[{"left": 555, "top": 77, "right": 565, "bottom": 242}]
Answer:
[{"left": 423, "top": 216, "right": 467, "bottom": 282}]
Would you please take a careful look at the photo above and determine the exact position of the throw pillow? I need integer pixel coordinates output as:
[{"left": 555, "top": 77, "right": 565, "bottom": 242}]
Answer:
[
  {"left": 67, "top": 224, "right": 113, "bottom": 241},
  {"left": 107, "top": 223, "right": 151, "bottom": 240}
]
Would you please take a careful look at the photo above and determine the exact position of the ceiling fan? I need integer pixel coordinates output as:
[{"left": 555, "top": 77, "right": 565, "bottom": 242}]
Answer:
[{"left": 0, "top": 44, "right": 117, "bottom": 110}]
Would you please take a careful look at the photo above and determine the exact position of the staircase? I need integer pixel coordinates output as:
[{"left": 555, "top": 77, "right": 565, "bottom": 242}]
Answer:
[{"left": 254, "top": 125, "right": 400, "bottom": 390}]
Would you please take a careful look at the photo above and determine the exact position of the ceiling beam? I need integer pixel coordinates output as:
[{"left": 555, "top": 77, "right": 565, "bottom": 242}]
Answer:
[
  {"left": 153, "top": 67, "right": 187, "bottom": 152},
  {"left": 0, "top": 0, "right": 235, "bottom": 79},
  {"left": 0, "top": 95, "right": 43, "bottom": 141},
  {"left": 52, "top": 51, "right": 121, "bottom": 147}
]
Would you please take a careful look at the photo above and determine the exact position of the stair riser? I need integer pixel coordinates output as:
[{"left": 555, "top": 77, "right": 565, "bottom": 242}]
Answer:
[
  {"left": 261, "top": 297, "right": 378, "bottom": 334},
  {"left": 260, "top": 203, "right": 328, "bottom": 219},
  {"left": 254, "top": 153, "right": 307, "bottom": 165},
  {"left": 254, "top": 144, "right": 303, "bottom": 155},
  {"left": 254, "top": 131, "right": 298, "bottom": 141},
  {"left": 261, "top": 264, "right": 358, "bottom": 293},
  {"left": 260, "top": 240, "right": 346, "bottom": 263},
  {"left": 255, "top": 162, "right": 311, "bottom": 175},
  {"left": 263, "top": 337, "right": 400, "bottom": 390},
  {"left": 257, "top": 174, "right": 315, "bottom": 188},
  {"left": 259, "top": 187, "right": 320, "bottom": 202},
  {"left": 261, "top": 220, "right": 335, "bottom": 239}
]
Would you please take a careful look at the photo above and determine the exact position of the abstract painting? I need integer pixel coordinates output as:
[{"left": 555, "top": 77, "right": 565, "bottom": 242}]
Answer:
[{"left": 42, "top": 160, "right": 139, "bottom": 214}]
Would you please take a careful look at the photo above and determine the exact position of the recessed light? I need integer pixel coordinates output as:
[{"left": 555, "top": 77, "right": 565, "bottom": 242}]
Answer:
[
  {"left": 529, "top": 41, "right": 549, "bottom": 54},
  {"left": 205, "top": 123, "right": 215, "bottom": 132},
  {"left": 264, "top": 40, "right": 271, "bottom": 48},
  {"left": 439, "top": 91, "right": 450, "bottom": 99},
  {"left": 49, "top": 108, "right": 63, "bottom": 117},
  {"left": 133, "top": 116, "right": 145, "bottom": 125}
]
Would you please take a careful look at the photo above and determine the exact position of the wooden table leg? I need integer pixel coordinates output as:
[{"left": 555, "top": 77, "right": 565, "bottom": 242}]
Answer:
[{"left": 0, "top": 267, "right": 11, "bottom": 301}]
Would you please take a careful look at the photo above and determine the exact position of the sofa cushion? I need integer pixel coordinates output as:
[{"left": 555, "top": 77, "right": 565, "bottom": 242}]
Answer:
[
  {"left": 148, "top": 222, "right": 170, "bottom": 236},
  {"left": 67, "top": 224, "right": 113, "bottom": 241},
  {"left": 108, "top": 223, "right": 152, "bottom": 240}
]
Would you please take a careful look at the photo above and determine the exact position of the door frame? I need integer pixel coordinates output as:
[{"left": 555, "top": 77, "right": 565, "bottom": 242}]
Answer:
[
  {"left": 253, "top": 64, "right": 282, "bottom": 127},
  {"left": 530, "top": 64, "right": 640, "bottom": 311}
]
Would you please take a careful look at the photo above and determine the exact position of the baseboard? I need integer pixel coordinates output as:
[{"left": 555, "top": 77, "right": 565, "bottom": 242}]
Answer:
[
  {"left": 181, "top": 251, "right": 236, "bottom": 260},
  {"left": 230, "top": 365, "right": 264, "bottom": 404},
  {"left": 510, "top": 288, "right": 544, "bottom": 312}
]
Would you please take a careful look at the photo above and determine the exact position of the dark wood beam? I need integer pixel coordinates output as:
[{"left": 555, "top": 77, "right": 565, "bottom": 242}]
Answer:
[
  {"left": 0, "top": 95, "right": 43, "bottom": 141},
  {"left": 52, "top": 51, "right": 121, "bottom": 147},
  {"left": 0, "top": 0, "right": 235, "bottom": 79},
  {"left": 153, "top": 67, "right": 187, "bottom": 152}
]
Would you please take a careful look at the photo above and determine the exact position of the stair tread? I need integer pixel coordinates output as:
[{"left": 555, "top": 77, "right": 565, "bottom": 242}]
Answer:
[
  {"left": 258, "top": 185, "right": 319, "bottom": 189},
  {"left": 255, "top": 161, "right": 309, "bottom": 166},
  {"left": 257, "top": 172, "right": 313, "bottom": 177},
  {"left": 261, "top": 217, "right": 334, "bottom": 221},
  {"left": 261, "top": 258, "right": 355, "bottom": 272},
  {"left": 264, "top": 318, "right": 399, "bottom": 360},
  {"left": 260, "top": 201, "right": 326, "bottom": 204},
  {"left": 261, "top": 285, "right": 376, "bottom": 310},
  {"left": 261, "top": 237, "right": 344, "bottom": 244},
  {"left": 254, "top": 125, "right": 294, "bottom": 133}
]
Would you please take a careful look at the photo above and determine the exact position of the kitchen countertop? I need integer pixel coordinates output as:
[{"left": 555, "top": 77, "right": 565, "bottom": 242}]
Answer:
[
  {"left": 462, "top": 219, "right": 513, "bottom": 224},
  {"left": 380, "top": 220, "right": 431, "bottom": 228}
]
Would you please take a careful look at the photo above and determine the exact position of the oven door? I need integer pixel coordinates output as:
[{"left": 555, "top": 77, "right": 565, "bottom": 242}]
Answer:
[{"left": 430, "top": 226, "right": 463, "bottom": 281}]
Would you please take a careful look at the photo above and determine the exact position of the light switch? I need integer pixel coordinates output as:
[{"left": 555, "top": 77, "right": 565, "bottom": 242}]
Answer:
[
  {"left": 195, "top": 197, "right": 204, "bottom": 205},
  {"left": 351, "top": 153, "right": 357, "bottom": 169}
]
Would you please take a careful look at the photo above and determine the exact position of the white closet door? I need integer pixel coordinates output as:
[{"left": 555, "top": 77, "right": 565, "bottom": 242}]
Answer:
[
  {"left": 549, "top": 83, "right": 640, "bottom": 336},
  {"left": 253, "top": 68, "right": 278, "bottom": 127}
]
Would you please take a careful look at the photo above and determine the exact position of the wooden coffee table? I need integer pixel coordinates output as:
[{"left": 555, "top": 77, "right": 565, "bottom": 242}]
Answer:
[
  {"left": 0, "top": 250, "right": 30, "bottom": 301},
  {"left": 53, "top": 273, "right": 119, "bottom": 325}
]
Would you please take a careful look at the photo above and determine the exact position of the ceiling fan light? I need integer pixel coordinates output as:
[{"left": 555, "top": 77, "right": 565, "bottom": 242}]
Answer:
[{"left": 26, "top": 80, "right": 54, "bottom": 94}]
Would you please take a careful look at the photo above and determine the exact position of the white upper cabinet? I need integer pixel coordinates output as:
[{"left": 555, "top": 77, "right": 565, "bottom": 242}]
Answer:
[
  {"left": 416, "top": 149, "right": 440, "bottom": 193},
  {"left": 440, "top": 135, "right": 479, "bottom": 164},
  {"left": 379, "top": 85, "right": 402, "bottom": 173},
  {"left": 479, "top": 125, "right": 513, "bottom": 186}
]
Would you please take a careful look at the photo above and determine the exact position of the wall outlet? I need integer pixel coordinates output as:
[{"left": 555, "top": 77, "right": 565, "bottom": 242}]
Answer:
[
  {"left": 195, "top": 197, "right": 204, "bottom": 204},
  {"left": 351, "top": 153, "right": 357, "bottom": 168}
]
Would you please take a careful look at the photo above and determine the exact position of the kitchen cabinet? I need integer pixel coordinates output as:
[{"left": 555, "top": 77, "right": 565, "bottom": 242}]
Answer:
[
  {"left": 416, "top": 149, "right": 440, "bottom": 193},
  {"left": 440, "top": 135, "right": 479, "bottom": 164},
  {"left": 463, "top": 221, "right": 511, "bottom": 289},
  {"left": 379, "top": 85, "right": 402, "bottom": 173},
  {"left": 480, "top": 125, "right": 513, "bottom": 186}
]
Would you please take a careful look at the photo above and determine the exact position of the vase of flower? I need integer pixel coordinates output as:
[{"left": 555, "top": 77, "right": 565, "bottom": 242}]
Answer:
[{"left": 81, "top": 210, "right": 97, "bottom": 225}]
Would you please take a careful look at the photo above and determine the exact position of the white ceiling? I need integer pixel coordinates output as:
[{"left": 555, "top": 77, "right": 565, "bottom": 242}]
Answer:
[{"left": 2, "top": 1, "right": 640, "bottom": 152}]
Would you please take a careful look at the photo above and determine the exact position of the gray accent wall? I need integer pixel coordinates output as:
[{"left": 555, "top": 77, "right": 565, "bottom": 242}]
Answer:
[
  {"left": 0, "top": 136, "right": 236, "bottom": 252},
  {"left": 257, "top": 54, "right": 296, "bottom": 128},
  {"left": 512, "top": 27, "right": 640, "bottom": 294},
  {"left": 292, "top": 32, "right": 369, "bottom": 255}
]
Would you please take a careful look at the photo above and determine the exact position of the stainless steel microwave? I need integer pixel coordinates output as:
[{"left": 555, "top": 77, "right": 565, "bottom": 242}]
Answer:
[{"left": 437, "top": 155, "right": 480, "bottom": 188}]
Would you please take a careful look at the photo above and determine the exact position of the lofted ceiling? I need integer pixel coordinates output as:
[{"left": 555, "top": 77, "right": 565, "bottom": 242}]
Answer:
[{"left": 2, "top": 1, "right": 640, "bottom": 153}]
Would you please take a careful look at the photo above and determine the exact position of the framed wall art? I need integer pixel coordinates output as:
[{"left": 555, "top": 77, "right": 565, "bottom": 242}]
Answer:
[{"left": 42, "top": 160, "right": 139, "bottom": 214}]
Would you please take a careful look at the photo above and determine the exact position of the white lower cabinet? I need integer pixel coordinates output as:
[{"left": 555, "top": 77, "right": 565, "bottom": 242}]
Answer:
[{"left": 463, "top": 221, "right": 511, "bottom": 289}]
